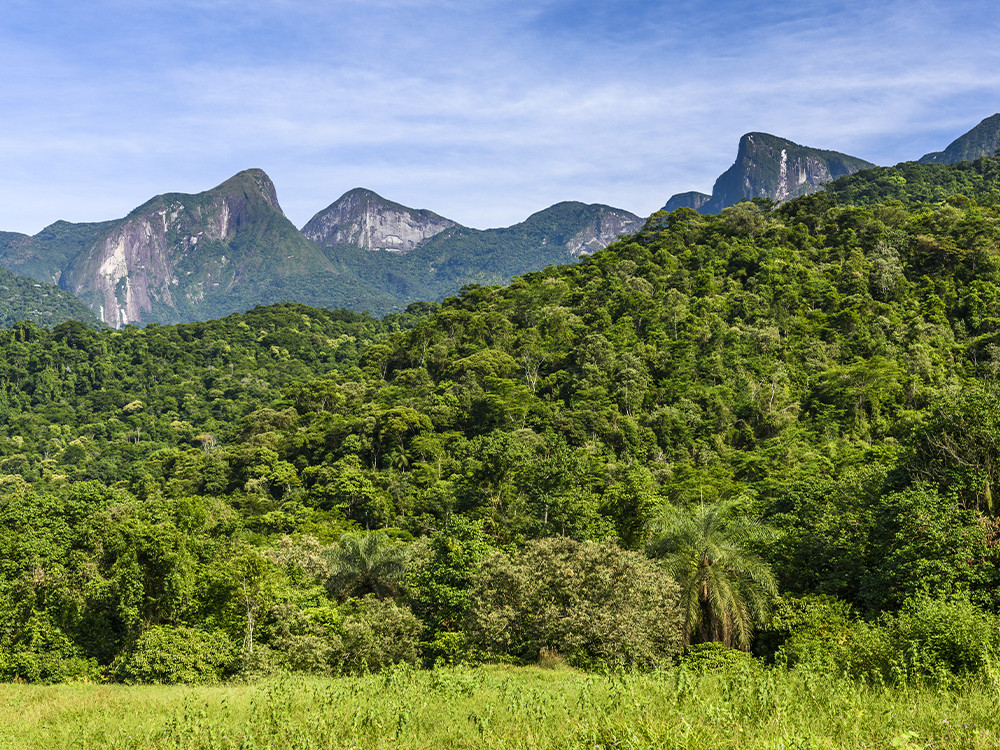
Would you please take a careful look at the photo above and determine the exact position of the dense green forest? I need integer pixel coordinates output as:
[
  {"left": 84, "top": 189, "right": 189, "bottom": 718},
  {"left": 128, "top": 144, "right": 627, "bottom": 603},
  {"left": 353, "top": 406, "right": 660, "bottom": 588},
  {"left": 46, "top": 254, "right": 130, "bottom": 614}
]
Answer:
[{"left": 3, "top": 157, "right": 1000, "bottom": 685}]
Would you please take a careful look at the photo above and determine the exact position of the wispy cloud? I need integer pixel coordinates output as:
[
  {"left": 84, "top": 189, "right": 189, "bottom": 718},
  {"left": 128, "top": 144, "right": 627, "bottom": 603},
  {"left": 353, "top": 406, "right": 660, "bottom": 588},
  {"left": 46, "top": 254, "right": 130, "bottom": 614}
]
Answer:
[{"left": 0, "top": 0, "right": 998, "bottom": 233}]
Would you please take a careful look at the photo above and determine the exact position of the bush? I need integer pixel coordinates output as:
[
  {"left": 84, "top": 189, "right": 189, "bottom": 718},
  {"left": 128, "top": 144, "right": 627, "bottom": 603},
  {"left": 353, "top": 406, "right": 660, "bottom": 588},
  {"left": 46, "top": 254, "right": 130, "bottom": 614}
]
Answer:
[
  {"left": 678, "top": 642, "right": 764, "bottom": 674},
  {"left": 113, "top": 626, "right": 236, "bottom": 684},
  {"left": 771, "top": 594, "right": 1000, "bottom": 685},
  {"left": 879, "top": 594, "right": 1000, "bottom": 682},
  {"left": 467, "top": 537, "right": 682, "bottom": 670},
  {"left": 0, "top": 614, "right": 101, "bottom": 684},
  {"left": 261, "top": 603, "right": 342, "bottom": 675},
  {"left": 335, "top": 596, "right": 421, "bottom": 674},
  {"left": 762, "top": 594, "right": 857, "bottom": 671},
  {"left": 0, "top": 647, "right": 101, "bottom": 684}
]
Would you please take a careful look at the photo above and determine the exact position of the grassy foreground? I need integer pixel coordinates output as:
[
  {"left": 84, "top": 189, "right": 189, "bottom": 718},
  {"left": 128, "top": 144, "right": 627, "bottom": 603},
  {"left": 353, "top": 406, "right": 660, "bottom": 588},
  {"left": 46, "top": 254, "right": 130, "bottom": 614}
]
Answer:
[{"left": 0, "top": 665, "right": 998, "bottom": 750}]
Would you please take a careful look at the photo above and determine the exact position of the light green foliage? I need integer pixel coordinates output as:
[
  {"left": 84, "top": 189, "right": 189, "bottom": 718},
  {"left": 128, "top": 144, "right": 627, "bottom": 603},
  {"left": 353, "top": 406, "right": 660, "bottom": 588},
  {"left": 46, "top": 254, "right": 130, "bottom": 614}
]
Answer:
[
  {"left": 678, "top": 641, "right": 765, "bottom": 673},
  {"left": 468, "top": 537, "right": 682, "bottom": 669},
  {"left": 3, "top": 667, "right": 1000, "bottom": 748},
  {"left": 336, "top": 596, "right": 421, "bottom": 674},
  {"left": 113, "top": 626, "right": 235, "bottom": 684}
]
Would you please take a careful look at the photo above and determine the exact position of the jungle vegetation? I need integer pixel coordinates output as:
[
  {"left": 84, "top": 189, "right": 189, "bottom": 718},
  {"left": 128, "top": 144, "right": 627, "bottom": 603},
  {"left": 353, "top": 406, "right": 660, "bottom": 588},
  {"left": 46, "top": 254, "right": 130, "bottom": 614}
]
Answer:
[{"left": 2, "top": 157, "right": 1000, "bottom": 685}]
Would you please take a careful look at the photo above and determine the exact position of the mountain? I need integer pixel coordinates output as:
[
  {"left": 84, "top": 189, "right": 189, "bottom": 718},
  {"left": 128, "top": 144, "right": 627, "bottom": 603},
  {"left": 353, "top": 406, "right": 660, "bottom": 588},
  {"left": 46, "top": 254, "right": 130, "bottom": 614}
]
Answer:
[
  {"left": 62, "top": 169, "right": 334, "bottom": 327},
  {"left": 317, "top": 201, "right": 644, "bottom": 304},
  {"left": 302, "top": 188, "right": 457, "bottom": 252},
  {"left": 18, "top": 170, "right": 397, "bottom": 327},
  {"left": 0, "top": 172, "right": 642, "bottom": 327},
  {"left": 663, "top": 191, "right": 711, "bottom": 213},
  {"left": 0, "top": 266, "right": 101, "bottom": 328},
  {"left": 664, "top": 132, "right": 874, "bottom": 214},
  {"left": 919, "top": 113, "right": 1000, "bottom": 164},
  {"left": 0, "top": 221, "right": 116, "bottom": 286}
]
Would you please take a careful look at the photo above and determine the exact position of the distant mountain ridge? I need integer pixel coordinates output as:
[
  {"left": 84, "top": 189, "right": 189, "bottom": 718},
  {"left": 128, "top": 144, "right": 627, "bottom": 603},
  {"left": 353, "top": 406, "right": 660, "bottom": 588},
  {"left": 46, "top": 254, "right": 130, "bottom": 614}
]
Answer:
[
  {"left": 2, "top": 112, "right": 997, "bottom": 329},
  {"left": 0, "top": 174, "right": 641, "bottom": 327},
  {"left": 919, "top": 114, "right": 1000, "bottom": 164}
]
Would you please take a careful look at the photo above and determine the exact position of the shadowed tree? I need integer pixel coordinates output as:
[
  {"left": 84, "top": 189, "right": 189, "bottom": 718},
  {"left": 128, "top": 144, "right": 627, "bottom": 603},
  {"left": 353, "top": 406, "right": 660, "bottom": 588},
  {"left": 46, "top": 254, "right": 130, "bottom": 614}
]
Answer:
[
  {"left": 323, "top": 532, "right": 408, "bottom": 601},
  {"left": 647, "top": 501, "right": 778, "bottom": 650}
]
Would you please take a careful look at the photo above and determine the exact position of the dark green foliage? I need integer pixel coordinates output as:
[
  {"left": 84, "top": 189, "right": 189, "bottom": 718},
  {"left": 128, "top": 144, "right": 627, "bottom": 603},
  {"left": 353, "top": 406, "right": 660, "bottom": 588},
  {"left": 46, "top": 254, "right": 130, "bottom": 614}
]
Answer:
[
  {"left": 324, "top": 532, "right": 408, "bottom": 600},
  {"left": 5, "top": 159, "right": 1000, "bottom": 681},
  {"left": 824, "top": 155, "right": 1000, "bottom": 206}
]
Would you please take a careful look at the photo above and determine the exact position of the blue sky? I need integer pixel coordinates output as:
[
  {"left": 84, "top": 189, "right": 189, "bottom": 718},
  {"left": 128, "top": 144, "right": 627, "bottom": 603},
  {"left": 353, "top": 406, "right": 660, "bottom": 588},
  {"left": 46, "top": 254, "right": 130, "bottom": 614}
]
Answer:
[{"left": 1, "top": 0, "right": 998, "bottom": 234}]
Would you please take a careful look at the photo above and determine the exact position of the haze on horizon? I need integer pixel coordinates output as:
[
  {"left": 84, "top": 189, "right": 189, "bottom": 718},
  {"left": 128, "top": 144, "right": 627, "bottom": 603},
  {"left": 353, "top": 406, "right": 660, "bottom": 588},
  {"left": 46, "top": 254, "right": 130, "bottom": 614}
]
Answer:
[{"left": 0, "top": 0, "right": 998, "bottom": 235}]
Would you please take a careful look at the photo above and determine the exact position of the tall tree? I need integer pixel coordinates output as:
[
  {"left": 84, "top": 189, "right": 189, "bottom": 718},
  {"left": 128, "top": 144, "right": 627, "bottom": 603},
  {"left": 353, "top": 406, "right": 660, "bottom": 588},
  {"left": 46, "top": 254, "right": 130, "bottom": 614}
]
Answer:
[{"left": 647, "top": 501, "right": 777, "bottom": 650}]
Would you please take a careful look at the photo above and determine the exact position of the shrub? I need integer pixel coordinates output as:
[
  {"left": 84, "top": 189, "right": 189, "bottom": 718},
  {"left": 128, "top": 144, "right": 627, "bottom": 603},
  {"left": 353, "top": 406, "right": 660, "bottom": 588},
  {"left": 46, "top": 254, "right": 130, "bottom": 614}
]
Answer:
[
  {"left": 880, "top": 594, "right": 1000, "bottom": 682},
  {"left": 261, "top": 603, "right": 342, "bottom": 675},
  {"left": 678, "top": 641, "right": 764, "bottom": 674},
  {"left": 113, "top": 625, "right": 236, "bottom": 684},
  {"left": 467, "top": 537, "right": 682, "bottom": 670},
  {"left": 763, "top": 594, "right": 857, "bottom": 671},
  {"left": 0, "top": 614, "right": 101, "bottom": 684},
  {"left": 771, "top": 594, "right": 1000, "bottom": 685},
  {"left": 0, "top": 647, "right": 101, "bottom": 684},
  {"left": 335, "top": 596, "right": 421, "bottom": 674}
]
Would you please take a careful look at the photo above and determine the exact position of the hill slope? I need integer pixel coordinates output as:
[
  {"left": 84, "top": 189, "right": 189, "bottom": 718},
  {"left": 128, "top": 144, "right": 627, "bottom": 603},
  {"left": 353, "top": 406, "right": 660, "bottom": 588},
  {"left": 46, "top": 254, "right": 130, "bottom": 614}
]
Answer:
[
  {"left": 919, "top": 113, "right": 1000, "bottom": 164},
  {"left": 2, "top": 158, "right": 1000, "bottom": 680},
  {"left": 0, "top": 266, "right": 101, "bottom": 328}
]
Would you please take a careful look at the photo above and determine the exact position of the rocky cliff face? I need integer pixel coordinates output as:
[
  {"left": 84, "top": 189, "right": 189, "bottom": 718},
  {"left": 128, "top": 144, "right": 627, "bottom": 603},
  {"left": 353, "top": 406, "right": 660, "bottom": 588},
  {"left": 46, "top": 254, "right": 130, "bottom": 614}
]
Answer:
[
  {"left": 664, "top": 133, "right": 874, "bottom": 215},
  {"left": 564, "top": 206, "right": 644, "bottom": 255},
  {"left": 706, "top": 133, "right": 874, "bottom": 213},
  {"left": 62, "top": 169, "right": 338, "bottom": 327},
  {"left": 302, "top": 188, "right": 457, "bottom": 253},
  {"left": 919, "top": 113, "right": 1000, "bottom": 164},
  {"left": 663, "top": 191, "right": 711, "bottom": 213}
]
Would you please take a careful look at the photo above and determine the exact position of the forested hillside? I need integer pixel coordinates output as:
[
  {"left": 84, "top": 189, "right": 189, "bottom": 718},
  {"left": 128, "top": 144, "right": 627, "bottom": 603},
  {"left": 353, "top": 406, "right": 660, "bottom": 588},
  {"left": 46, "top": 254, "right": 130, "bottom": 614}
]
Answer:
[
  {"left": 0, "top": 266, "right": 101, "bottom": 328},
  {"left": 3, "top": 158, "right": 1000, "bottom": 684}
]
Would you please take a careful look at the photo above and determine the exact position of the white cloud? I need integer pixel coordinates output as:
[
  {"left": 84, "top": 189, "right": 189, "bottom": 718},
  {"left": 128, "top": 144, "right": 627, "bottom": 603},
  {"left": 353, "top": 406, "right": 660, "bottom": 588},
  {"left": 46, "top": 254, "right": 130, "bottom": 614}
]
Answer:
[{"left": 0, "top": 0, "right": 998, "bottom": 233}]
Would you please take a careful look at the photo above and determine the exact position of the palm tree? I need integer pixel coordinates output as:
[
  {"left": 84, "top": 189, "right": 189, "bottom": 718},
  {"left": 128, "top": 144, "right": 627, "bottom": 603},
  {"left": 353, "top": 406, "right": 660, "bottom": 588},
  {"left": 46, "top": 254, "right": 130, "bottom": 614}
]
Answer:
[
  {"left": 323, "top": 531, "right": 408, "bottom": 600},
  {"left": 647, "top": 500, "right": 778, "bottom": 651}
]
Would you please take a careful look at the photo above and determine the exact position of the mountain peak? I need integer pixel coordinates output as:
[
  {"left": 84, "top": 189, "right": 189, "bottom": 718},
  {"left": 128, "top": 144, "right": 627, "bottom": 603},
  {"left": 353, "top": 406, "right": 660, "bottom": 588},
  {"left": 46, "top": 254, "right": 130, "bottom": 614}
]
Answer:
[
  {"left": 209, "top": 168, "right": 283, "bottom": 213},
  {"left": 62, "top": 170, "right": 324, "bottom": 327},
  {"left": 919, "top": 113, "right": 1000, "bottom": 164},
  {"left": 664, "top": 132, "right": 874, "bottom": 214},
  {"left": 302, "top": 189, "right": 458, "bottom": 253}
]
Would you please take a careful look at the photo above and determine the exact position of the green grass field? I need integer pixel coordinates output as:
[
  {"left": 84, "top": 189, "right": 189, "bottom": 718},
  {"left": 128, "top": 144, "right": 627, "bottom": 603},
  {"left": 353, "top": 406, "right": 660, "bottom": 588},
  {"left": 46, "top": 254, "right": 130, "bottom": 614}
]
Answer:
[{"left": 1, "top": 665, "right": 998, "bottom": 749}]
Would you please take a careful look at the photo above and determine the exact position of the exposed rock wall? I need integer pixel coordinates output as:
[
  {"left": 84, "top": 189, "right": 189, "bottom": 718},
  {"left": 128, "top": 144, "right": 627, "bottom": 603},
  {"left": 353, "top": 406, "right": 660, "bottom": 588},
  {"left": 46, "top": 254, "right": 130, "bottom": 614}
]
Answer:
[
  {"left": 303, "top": 188, "right": 457, "bottom": 253},
  {"left": 566, "top": 209, "right": 643, "bottom": 255}
]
